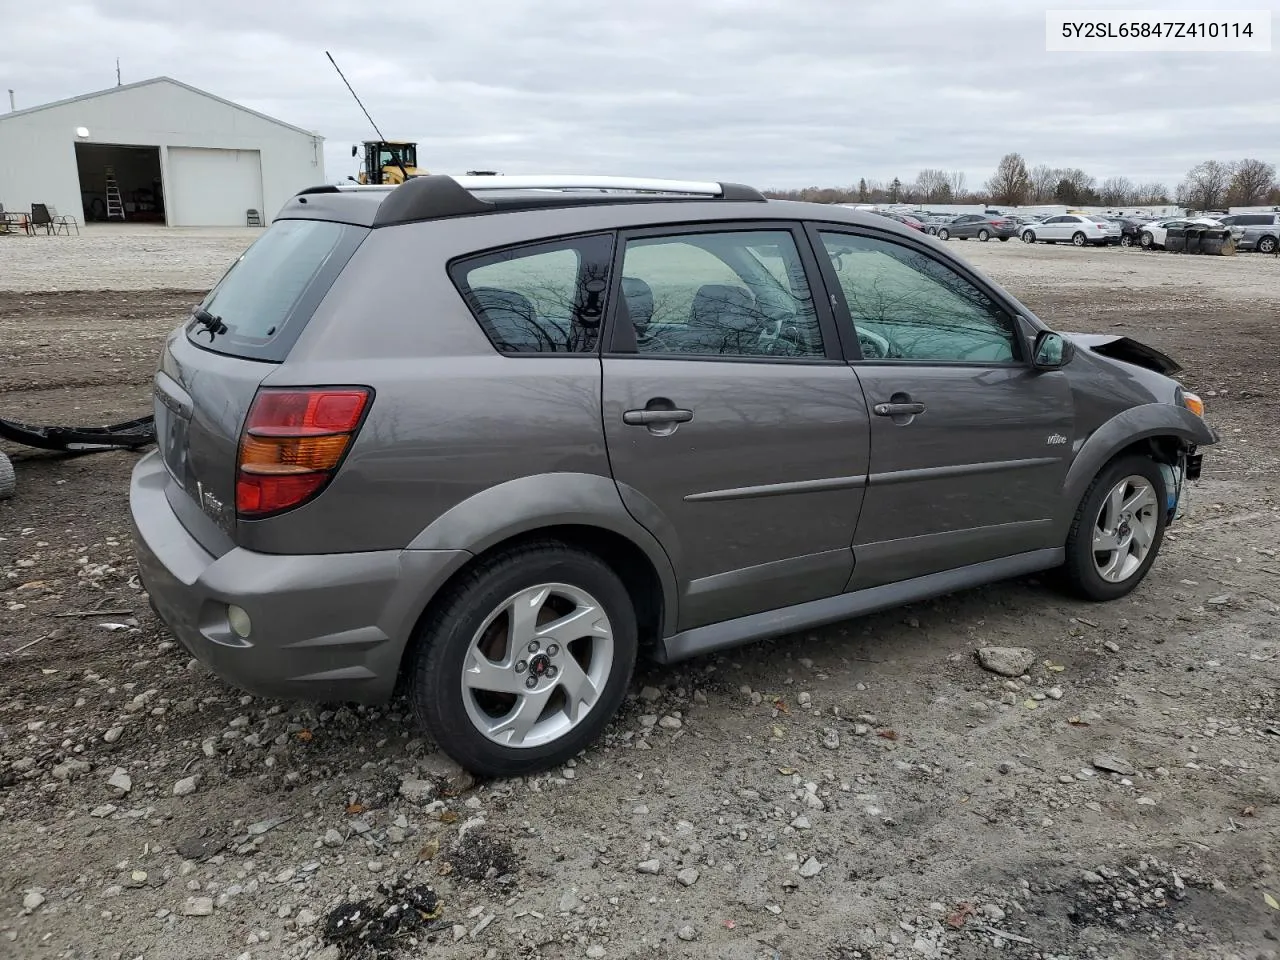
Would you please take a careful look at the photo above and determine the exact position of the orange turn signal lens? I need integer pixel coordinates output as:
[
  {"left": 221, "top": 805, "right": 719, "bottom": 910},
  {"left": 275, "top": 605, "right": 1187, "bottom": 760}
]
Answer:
[
  {"left": 238, "top": 434, "right": 352, "bottom": 474},
  {"left": 1181, "top": 391, "right": 1204, "bottom": 418}
]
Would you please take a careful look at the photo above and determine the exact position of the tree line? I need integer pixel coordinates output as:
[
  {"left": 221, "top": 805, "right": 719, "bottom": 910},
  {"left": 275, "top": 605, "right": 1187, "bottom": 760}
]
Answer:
[{"left": 765, "top": 155, "right": 1280, "bottom": 210}]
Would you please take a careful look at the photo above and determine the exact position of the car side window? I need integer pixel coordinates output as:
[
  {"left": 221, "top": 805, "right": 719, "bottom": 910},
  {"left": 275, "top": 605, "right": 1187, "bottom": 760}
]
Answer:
[
  {"left": 818, "top": 231, "right": 1018, "bottom": 364},
  {"left": 618, "top": 230, "right": 825, "bottom": 359},
  {"left": 451, "top": 234, "right": 613, "bottom": 354}
]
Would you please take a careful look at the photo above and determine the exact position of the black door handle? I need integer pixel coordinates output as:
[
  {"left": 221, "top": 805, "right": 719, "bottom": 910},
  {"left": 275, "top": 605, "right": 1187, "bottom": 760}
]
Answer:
[
  {"left": 623, "top": 408, "right": 693, "bottom": 426},
  {"left": 873, "top": 402, "right": 926, "bottom": 417}
]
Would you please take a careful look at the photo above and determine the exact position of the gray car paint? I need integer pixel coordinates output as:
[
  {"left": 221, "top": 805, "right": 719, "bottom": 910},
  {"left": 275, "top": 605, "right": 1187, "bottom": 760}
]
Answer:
[{"left": 130, "top": 185, "right": 1217, "bottom": 702}]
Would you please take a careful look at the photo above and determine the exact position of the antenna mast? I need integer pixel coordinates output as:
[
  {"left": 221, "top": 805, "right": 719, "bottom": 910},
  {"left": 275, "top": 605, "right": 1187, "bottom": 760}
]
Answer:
[{"left": 324, "top": 51, "right": 408, "bottom": 183}]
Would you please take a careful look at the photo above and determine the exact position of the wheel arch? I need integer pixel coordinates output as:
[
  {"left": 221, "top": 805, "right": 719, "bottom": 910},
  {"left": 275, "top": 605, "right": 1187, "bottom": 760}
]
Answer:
[
  {"left": 397, "top": 472, "right": 678, "bottom": 685},
  {"left": 1056, "top": 404, "right": 1215, "bottom": 540}
]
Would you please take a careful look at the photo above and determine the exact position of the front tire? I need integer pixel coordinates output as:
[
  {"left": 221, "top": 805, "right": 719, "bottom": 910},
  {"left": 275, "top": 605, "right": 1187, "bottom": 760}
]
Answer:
[
  {"left": 1259, "top": 235, "right": 1278, "bottom": 254},
  {"left": 1072, "top": 231, "right": 1087, "bottom": 246},
  {"left": 978, "top": 228, "right": 990, "bottom": 241},
  {"left": 1021, "top": 230, "right": 1036, "bottom": 243},
  {"left": 0, "top": 452, "right": 13, "bottom": 500},
  {"left": 408, "top": 540, "right": 638, "bottom": 777},
  {"left": 937, "top": 228, "right": 949, "bottom": 240},
  {"left": 1139, "top": 231, "right": 1154, "bottom": 248},
  {"left": 1061, "top": 455, "right": 1167, "bottom": 601},
  {"left": 1119, "top": 234, "right": 1133, "bottom": 247}
]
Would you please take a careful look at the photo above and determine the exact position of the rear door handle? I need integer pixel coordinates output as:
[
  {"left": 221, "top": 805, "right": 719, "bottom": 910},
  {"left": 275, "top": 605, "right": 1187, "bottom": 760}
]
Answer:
[
  {"left": 873, "top": 402, "right": 926, "bottom": 417},
  {"left": 623, "top": 409, "right": 693, "bottom": 426}
]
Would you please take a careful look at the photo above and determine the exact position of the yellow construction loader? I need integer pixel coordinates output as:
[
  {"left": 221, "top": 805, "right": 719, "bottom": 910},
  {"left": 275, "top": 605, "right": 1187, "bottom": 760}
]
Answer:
[{"left": 352, "top": 140, "right": 424, "bottom": 185}]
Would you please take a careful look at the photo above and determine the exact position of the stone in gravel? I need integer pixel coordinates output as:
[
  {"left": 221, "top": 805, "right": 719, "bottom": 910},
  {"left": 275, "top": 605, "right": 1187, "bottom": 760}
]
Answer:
[
  {"left": 636, "top": 859, "right": 661, "bottom": 875},
  {"left": 802, "top": 792, "right": 826, "bottom": 811},
  {"left": 1082, "top": 870, "right": 1104, "bottom": 884},
  {"left": 23, "top": 892, "right": 45, "bottom": 911},
  {"left": 587, "top": 946, "right": 607, "bottom": 959},
  {"left": 399, "top": 778, "right": 436, "bottom": 803},
  {"left": 982, "top": 904, "right": 1006, "bottom": 921},
  {"left": 106, "top": 768, "right": 132, "bottom": 796},
  {"left": 248, "top": 816, "right": 288, "bottom": 836},
  {"left": 976, "top": 647, "right": 1036, "bottom": 677},
  {"left": 1047, "top": 687, "right": 1064, "bottom": 700},
  {"left": 854, "top": 723, "right": 871, "bottom": 735},
  {"left": 52, "top": 758, "right": 91, "bottom": 780},
  {"left": 797, "top": 691, "right": 812, "bottom": 707},
  {"left": 182, "top": 896, "right": 214, "bottom": 916},
  {"left": 821, "top": 728, "right": 841, "bottom": 750},
  {"left": 1103, "top": 640, "right": 1121, "bottom": 653},
  {"left": 791, "top": 816, "right": 811, "bottom": 830},
  {"left": 658, "top": 715, "right": 682, "bottom": 730},
  {"left": 677, "top": 867, "right": 700, "bottom": 887},
  {"left": 969, "top": 701, "right": 989, "bottom": 715},
  {"left": 104, "top": 726, "right": 124, "bottom": 744},
  {"left": 558, "top": 889, "right": 580, "bottom": 913},
  {"left": 367, "top": 860, "right": 384, "bottom": 872},
  {"left": 998, "top": 761, "right": 1014, "bottom": 775},
  {"left": 677, "top": 925, "right": 699, "bottom": 942},
  {"left": 296, "top": 908, "right": 318, "bottom": 925},
  {"left": 313, "top": 947, "right": 342, "bottom": 960},
  {"left": 322, "top": 829, "right": 343, "bottom": 848},
  {"left": 173, "top": 775, "right": 199, "bottom": 796},
  {"left": 176, "top": 837, "right": 222, "bottom": 861},
  {"left": 799, "top": 857, "right": 824, "bottom": 878},
  {"left": 90, "top": 804, "right": 117, "bottom": 818},
  {"left": 640, "top": 686, "right": 661, "bottom": 703},
  {"left": 1093, "top": 755, "right": 1136, "bottom": 776}
]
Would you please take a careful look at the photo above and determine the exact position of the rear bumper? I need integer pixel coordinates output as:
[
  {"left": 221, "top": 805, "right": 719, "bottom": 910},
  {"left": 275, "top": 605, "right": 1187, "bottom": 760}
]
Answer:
[{"left": 129, "top": 450, "right": 470, "bottom": 704}]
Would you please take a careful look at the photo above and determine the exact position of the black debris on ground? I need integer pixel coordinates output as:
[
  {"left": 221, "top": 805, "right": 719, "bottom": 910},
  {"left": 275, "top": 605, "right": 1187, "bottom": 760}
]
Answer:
[{"left": 322, "top": 881, "right": 444, "bottom": 960}]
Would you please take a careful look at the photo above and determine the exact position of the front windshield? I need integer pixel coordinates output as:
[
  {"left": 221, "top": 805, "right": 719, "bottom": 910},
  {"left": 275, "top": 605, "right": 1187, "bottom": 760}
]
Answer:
[{"left": 377, "top": 144, "right": 417, "bottom": 169}]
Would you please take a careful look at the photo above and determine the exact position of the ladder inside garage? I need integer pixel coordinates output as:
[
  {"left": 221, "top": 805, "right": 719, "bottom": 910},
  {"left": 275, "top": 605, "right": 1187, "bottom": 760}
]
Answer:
[{"left": 104, "top": 167, "right": 125, "bottom": 221}]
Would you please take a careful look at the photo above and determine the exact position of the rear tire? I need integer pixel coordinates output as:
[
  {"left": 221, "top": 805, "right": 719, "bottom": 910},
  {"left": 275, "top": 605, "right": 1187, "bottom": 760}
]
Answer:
[
  {"left": 0, "top": 453, "right": 13, "bottom": 500},
  {"left": 1119, "top": 234, "right": 1133, "bottom": 247},
  {"left": 408, "top": 540, "right": 638, "bottom": 777},
  {"left": 1061, "top": 455, "right": 1167, "bottom": 602}
]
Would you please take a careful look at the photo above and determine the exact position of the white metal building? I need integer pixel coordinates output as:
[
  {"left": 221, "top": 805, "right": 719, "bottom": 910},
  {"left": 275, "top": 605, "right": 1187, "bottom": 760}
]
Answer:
[{"left": 0, "top": 77, "right": 325, "bottom": 227}]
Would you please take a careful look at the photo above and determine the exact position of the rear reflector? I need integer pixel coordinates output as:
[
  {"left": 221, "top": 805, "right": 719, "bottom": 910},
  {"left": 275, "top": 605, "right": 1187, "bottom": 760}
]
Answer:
[{"left": 236, "top": 387, "right": 371, "bottom": 518}]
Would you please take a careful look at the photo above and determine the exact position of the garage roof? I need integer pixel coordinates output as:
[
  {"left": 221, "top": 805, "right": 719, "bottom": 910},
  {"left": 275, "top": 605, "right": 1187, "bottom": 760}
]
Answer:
[{"left": 0, "top": 76, "right": 322, "bottom": 139}]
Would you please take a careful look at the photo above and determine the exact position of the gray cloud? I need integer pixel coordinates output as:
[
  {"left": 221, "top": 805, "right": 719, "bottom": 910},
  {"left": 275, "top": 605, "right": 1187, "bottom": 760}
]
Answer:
[{"left": 4, "top": 0, "right": 1277, "bottom": 192}]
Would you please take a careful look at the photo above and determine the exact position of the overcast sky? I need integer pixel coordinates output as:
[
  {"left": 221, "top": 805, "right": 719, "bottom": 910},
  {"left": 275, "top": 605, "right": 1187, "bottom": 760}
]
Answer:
[{"left": 4, "top": 0, "right": 1277, "bottom": 192}]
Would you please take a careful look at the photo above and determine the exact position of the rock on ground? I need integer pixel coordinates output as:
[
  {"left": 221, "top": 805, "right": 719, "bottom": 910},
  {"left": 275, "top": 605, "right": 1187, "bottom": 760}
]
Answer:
[{"left": 976, "top": 646, "right": 1037, "bottom": 677}]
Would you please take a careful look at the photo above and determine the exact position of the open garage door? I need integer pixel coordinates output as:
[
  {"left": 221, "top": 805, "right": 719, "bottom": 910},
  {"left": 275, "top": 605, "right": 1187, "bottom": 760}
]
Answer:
[{"left": 167, "top": 147, "right": 263, "bottom": 226}]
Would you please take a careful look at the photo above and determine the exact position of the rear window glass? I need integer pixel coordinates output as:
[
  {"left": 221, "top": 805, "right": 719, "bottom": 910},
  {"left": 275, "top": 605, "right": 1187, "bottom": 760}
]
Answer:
[{"left": 187, "top": 219, "right": 367, "bottom": 362}]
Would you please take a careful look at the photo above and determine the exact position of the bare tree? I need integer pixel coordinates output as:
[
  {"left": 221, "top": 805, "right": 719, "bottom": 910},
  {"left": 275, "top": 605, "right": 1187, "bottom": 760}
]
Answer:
[
  {"left": 1177, "top": 160, "right": 1233, "bottom": 211},
  {"left": 1029, "top": 164, "right": 1060, "bottom": 203},
  {"left": 1099, "top": 176, "right": 1136, "bottom": 206},
  {"left": 914, "top": 168, "right": 950, "bottom": 202},
  {"left": 946, "top": 171, "right": 967, "bottom": 199},
  {"left": 985, "top": 153, "right": 1030, "bottom": 205},
  {"left": 1135, "top": 182, "right": 1171, "bottom": 204},
  {"left": 1227, "top": 158, "right": 1276, "bottom": 206}
]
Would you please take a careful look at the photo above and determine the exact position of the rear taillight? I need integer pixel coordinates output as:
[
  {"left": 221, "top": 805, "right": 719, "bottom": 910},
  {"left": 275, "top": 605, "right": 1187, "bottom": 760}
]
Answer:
[{"left": 236, "top": 387, "right": 371, "bottom": 518}]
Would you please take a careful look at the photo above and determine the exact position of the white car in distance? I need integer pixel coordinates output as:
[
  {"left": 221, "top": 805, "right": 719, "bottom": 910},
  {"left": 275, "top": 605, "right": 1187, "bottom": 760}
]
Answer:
[
  {"left": 1137, "top": 217, "right": 1222, "bottom": 250},
  {"left": 1020, "top": 214, "right": 1121, "bottom": 246}
]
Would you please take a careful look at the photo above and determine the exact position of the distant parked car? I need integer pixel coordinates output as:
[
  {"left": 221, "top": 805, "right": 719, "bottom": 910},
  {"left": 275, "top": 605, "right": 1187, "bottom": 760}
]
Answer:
[
  {"left": 1137, "top": 217, "right": 1222, "bottom": 250},
  {"left": 874, "top": 212, "right": 926, "bottom": 232},
  {"left": 1105, "top": 217, "right": 1150, "bottom": 248},
  {"left": 1234, "top": 219, "right": 1280, "bottom": 254},
  {"left": 1020, "top": 215, "right": 1121, "bottom": 247},
  {"left": 935, "top": 213, "right": 1017, "bottom": 241},
  {"left": 920, "top": 215, "right": 957, "bottom": 235}
]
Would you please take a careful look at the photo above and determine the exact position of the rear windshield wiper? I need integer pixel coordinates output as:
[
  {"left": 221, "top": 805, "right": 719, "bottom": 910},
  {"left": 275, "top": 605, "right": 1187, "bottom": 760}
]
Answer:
[{"left": 190, "top": 305, "right": 228, "bottom": 339}]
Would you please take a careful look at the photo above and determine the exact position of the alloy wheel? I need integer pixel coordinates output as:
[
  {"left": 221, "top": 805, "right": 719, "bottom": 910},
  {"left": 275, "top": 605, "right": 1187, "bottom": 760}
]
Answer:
[
  {"left": 460, "top": 583, "right": 614, "bottom": 749},
  {"left": 1092, "top": 476, "right": 1159, "bottom": 583}
]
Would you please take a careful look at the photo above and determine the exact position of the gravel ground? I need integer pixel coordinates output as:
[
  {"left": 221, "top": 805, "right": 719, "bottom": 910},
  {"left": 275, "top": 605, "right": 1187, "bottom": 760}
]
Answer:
[{"left": 2, "top": 229, "right": 1279, "bottom": 960}]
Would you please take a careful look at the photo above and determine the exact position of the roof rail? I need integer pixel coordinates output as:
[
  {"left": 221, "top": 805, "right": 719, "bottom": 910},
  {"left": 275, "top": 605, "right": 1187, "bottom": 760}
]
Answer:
[{"left": 369, "top": 174, "right": 766, "bottom": 226}]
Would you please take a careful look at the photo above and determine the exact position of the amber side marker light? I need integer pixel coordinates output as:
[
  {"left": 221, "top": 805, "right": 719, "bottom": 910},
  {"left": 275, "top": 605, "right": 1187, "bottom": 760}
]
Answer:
[
  {"left": 1181, "top": 391, "right": 1205, "bottom": 418},
  {"left": 236, "top": 388, "right": 371, "bottom": 517}
]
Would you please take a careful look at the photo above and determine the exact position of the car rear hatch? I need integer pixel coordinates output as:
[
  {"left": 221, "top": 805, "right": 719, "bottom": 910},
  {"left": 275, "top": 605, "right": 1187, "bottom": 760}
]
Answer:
[{"left": 152, "top": 218, "right": 369, "bottom": 554}]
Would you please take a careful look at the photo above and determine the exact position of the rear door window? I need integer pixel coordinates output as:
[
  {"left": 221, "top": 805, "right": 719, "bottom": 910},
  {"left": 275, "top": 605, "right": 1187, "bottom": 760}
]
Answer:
[{"left": 187, "top": 219, "right": 367, "bottom": 362}]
